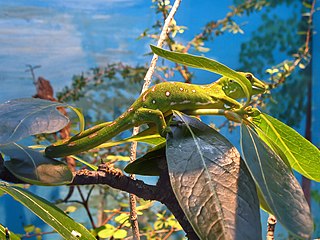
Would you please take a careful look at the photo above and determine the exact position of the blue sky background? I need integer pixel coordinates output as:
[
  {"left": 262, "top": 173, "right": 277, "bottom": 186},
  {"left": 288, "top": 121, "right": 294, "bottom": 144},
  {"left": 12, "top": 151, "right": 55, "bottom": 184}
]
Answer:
[{"left": 0, "top": 0, "right": 319, "bottom": 239}]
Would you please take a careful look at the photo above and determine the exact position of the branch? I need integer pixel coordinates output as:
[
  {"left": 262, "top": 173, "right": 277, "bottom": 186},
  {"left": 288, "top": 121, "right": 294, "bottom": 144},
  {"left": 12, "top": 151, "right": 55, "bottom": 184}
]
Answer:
[
  {"left": 71, "top": 162, "right": 199, "bottom": 239},
  {"left": 129, "top": 0, "right": 182, "bottom": 238},
  {"left": 266, "top": 215, "right": 277, "bottom": 240},
  {"left": 0, "top": 159, "right": 199, "bottom": 239}
]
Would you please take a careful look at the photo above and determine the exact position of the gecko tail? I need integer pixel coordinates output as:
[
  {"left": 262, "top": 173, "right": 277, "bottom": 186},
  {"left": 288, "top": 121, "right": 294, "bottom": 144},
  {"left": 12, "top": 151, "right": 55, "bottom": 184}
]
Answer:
[{"left": 45, "top": 118, "right": 132, "bottom": 158}]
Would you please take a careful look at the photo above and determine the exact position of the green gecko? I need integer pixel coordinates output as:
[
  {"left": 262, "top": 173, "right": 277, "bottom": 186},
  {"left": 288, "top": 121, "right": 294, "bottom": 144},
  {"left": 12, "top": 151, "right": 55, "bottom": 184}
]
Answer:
[{"left": 45, "top": 72, "right": 266, "bottom": 158}]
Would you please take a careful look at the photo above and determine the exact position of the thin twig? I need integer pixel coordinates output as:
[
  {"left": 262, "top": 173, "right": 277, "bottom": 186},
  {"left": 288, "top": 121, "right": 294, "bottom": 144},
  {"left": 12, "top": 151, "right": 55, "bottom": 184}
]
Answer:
[
  {"left": 304, "top": 0, "right": 315, "bottom": 55},
  {"left": 128, "top": 1, "right": 182, "bottom": 239},
  {"left": 266, "top": 214, "right": 277, "bottom": 240},
  {"left": 76, "top": 186, "right": 96, "bottom": 229}
]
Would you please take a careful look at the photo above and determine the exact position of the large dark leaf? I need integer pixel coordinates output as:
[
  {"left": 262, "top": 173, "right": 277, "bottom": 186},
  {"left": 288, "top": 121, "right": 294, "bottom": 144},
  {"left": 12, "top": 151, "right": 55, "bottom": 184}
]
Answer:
[
  {"left": 124, "top": 142, "right": 166, "bottom": 176},
  {"left": 166, "top": 111, "right": 261, "bottom": 239},
  {"left": 0, "top": 182, "right": 96, "bottom": 239},
  {"left": 0, "top": 98, "right": 69, "bottom": 144},
  {"left": 241, "top": 123, "right": 313, "bottom": 238},
  {"left": 0, "top": 143, "right": 73, "bottom": 185}
]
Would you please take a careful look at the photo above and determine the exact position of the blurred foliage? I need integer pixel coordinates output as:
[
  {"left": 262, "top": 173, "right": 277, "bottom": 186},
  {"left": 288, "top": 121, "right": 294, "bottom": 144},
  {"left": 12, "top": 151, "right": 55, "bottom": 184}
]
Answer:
[{"left": 238, "top": 0, "right": 314, "bottom": 126}]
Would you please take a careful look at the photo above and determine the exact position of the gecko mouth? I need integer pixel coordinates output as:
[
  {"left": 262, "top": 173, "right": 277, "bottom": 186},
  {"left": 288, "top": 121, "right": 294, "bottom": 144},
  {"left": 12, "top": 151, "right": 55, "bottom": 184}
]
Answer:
[{"left": 252, "top": 80, "right": 267, "bottom": 94}]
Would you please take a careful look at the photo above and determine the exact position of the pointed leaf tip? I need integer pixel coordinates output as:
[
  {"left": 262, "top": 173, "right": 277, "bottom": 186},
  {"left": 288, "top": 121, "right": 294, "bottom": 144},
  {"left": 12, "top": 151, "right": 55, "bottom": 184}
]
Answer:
[{"left": 241, "top": 123, "right": 313, "bottom": 238}]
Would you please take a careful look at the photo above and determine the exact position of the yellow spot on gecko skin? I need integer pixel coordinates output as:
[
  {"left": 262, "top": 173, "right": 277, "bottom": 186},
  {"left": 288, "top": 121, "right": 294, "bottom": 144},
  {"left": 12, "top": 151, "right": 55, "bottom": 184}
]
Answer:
[
  {"left": 165, "top": 91, "right": 171, "bottom": 97},
  {"left": 119, "top": 115, "right": 124, "bottom": 119},
  {"left": 179, "top": 87, "right": 184, "bottom": 91},
  {"left": 152, "top": 86, "right": 156, "bottom": 92},
  {"left": 68, "top": 142, "right": 77, "bottom": 147},
  {"left": 152, "top": 100, "right": 156, "bottom": 104},
  {"left": 192, "top": 89, "right": 196, "bottom": 93},
  {"left": 128, "top": 107, "right": 134, "bottom": 112},
  {"left": 88, "top": 132, "right": 98, "bottom": 139}
]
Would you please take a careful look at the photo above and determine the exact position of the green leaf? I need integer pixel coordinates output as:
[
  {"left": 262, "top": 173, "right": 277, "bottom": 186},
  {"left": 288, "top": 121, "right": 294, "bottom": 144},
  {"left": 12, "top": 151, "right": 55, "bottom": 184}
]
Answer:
[
  {"left": 98, "top": 126, "right": 165, "bottom": 149},
  {"left": 0, "top": 224, "right": 21, "bottom": 240},
  {"left": 124, "top": 142, "right": 166, "bottom": 176},
  {"left": 0, "top": 98, "right": 69, "bottom": 144},
  {"left": 65, "top": 205, "right": 77, "bottom": 214},
  {"left": 97, "top": 224, "right": 115, "bottom": 238},
  {"left": 113, "top": 229, "right": 127, "bottom": 239},
  {"left": 0, "top": 143, "right": 73, "bottom": 185},
  {"left": 253, "top": 113, "right": 320, "bottom": 181},
  {"left": 240, "top": 123, "right": 313, "bottom": 238},
  {"left": 150, "top": 45, "right": 252, "bottom": 104},
  {"left": 114, "top": 214, "right": 130, "bottom": 226},
  {"left": 70, "top": 155, "right": 98, "bottom": 171},
  {"left": 166, "top": 111, "right": 261, "bottom": 239},
  {"left": 0, "top": 182, "right": 96, "bottom": 240},
  {"left": 24, "top": 224, "right": 35, "bottom": 233},
  {"left": 68, "top": 106, "right": 85, "bottom": 132}
]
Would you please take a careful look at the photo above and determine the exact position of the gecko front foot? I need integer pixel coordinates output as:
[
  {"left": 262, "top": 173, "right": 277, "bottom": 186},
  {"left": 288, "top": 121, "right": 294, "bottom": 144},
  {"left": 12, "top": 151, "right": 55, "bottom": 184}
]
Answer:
[{"left": 160, "top": 126, "right": 172, "bottom": 138}]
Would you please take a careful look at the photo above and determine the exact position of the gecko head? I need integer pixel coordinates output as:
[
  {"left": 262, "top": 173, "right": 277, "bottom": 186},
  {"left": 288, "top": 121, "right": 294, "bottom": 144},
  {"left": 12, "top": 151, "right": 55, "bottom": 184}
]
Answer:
[{"left": 219, "top": 72, "right": 266, "bottom": 99}]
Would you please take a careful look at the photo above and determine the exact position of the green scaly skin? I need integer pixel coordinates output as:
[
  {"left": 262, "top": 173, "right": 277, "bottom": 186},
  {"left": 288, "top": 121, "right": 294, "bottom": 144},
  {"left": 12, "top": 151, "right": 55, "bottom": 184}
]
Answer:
[{"left": 45, "top": 72, "right": 266, "bottom": 158}]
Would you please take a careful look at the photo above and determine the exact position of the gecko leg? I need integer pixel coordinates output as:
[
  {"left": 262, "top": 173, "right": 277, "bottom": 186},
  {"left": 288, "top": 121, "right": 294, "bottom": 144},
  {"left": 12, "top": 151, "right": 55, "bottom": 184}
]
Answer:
[
  {"left": 133, "top": 108, "right": 170, "bottom": 137},
  {"left": 220, "top": 95, "right": 243, "bottom": 109}
]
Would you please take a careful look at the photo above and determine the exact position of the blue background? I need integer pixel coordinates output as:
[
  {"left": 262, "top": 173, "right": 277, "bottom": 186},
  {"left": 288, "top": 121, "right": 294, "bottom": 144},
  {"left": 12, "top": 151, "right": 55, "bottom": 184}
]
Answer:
[{"left": 0, "top": 0, "right": 319, "bottom": 239}]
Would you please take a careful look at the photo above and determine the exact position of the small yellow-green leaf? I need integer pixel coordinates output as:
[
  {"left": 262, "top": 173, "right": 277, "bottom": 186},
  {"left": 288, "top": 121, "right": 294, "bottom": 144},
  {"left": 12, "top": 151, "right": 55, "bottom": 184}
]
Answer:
[
  {"left": 97, "top": 226, "right": 114, "bottom": 238},
  {"left": 298, "top": 63, "right": 306, "bottom": 69},
  {"left": 113, "top": 229, "right": 127, "bottom": 239},
  {"left": 136, "top": 201, "right": 153, "bottom": 211},
  {"left": 266, "top": 68, "right": 279, "bottom": 74},
  {"left": 114, "top": 214, "right": 129, "bottom": 225},
  {"left": 24, "top": 224, "right": 35, "bottom": 233},
  {"left": 252, "top": 113, "right": 320, "bottom": 181},
  {"left": 154, "top": 220, "right": 164, "bottom": 230},
  {"left": 65, "top": 205, "right": 77, "bottom": 213}
]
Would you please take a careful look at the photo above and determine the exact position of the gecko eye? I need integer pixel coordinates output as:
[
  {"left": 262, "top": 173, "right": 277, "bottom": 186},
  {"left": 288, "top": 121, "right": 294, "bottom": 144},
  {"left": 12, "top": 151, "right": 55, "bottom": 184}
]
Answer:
[
  {"left": 229, "top": 79, "right": 234, "bottom": 83},
  {"left": 245, "top": 73, "right": 253, "bottom": 82}
]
